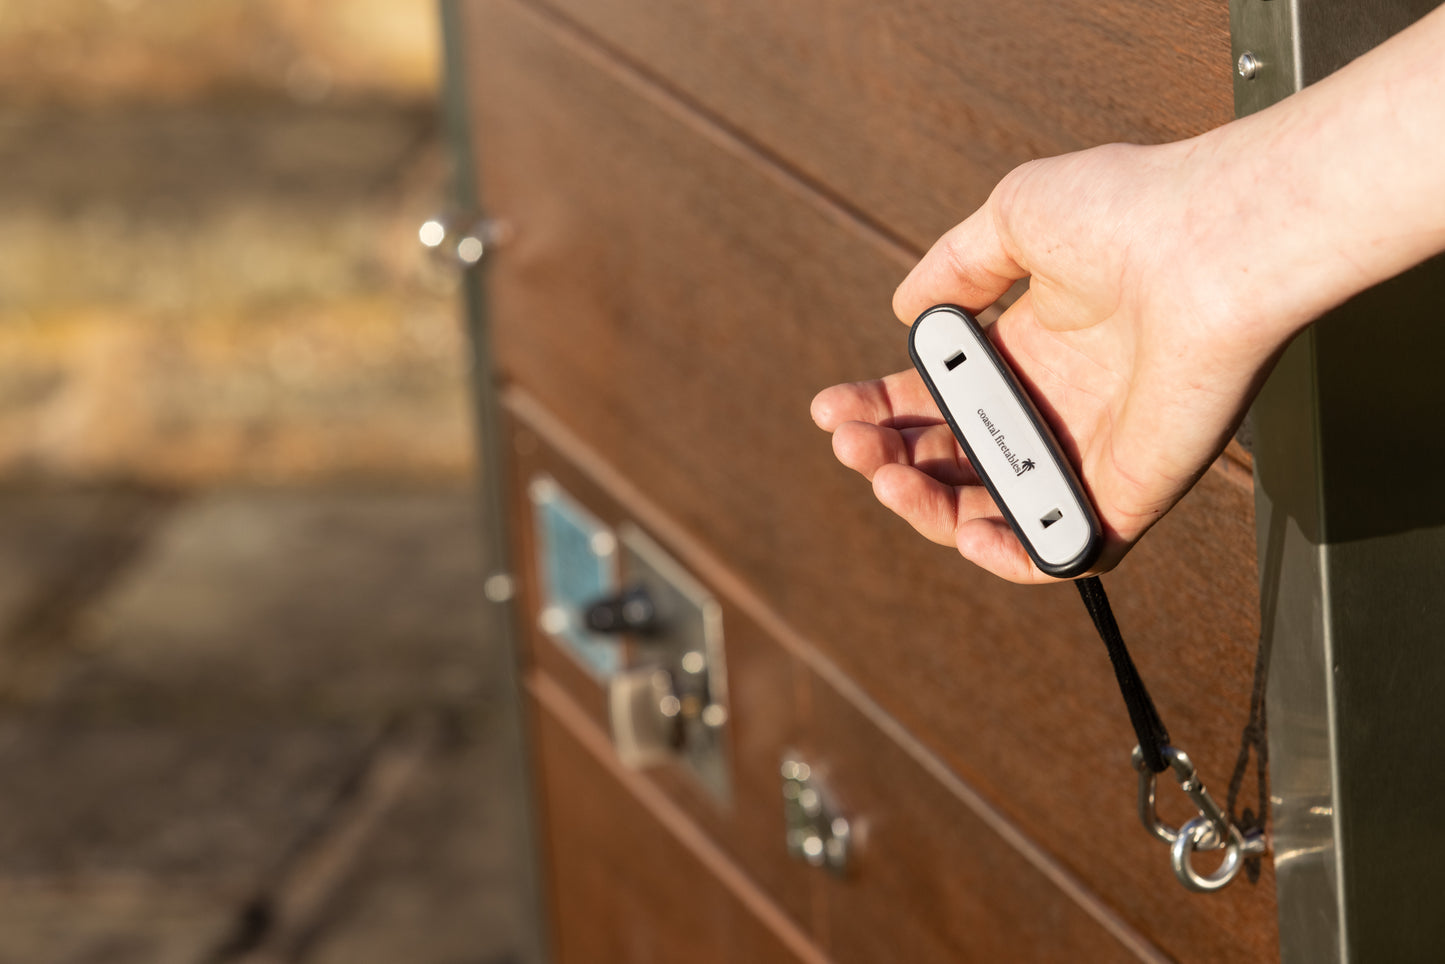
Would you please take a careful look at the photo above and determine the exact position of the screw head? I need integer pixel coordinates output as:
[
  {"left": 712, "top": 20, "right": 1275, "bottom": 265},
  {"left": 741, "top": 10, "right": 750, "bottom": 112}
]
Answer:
[
  {"left": 1237, "top": 51, "right": 1262, "bottom": 80},
  {"left": 539, "top": 606, "right": 568, "bottom": 635},
  {"left": 483, "top": 573, "right": 515, "bottom": 603}
]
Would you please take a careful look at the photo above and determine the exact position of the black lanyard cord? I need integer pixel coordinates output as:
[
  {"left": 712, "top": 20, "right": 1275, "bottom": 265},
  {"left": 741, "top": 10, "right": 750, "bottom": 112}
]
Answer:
[{"left": 1075, "top": 576, "right": 1172, "bottom": 774}]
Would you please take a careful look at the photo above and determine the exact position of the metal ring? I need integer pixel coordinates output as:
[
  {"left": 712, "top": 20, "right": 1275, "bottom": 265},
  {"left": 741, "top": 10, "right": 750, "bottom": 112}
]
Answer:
[{"left": 1170, "top": 816, "right": 1244, "bottom": 893}]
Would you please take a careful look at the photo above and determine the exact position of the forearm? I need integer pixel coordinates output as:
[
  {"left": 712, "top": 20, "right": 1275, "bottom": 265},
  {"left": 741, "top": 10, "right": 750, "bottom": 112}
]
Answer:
[{"left": 1191, "top": 5, "right": 1445, "bottom": 345}]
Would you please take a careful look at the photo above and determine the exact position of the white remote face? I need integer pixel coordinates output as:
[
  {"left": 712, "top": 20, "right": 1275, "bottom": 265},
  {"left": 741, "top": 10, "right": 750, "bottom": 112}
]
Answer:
[{"left": 909, "top": 305, "right": 1101, "bottom": 577}]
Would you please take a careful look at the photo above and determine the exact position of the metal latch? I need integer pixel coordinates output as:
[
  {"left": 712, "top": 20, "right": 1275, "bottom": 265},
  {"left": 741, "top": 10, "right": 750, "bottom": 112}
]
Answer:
[{"left": 605, "top": 525, "right": 731, "bottom": 803}]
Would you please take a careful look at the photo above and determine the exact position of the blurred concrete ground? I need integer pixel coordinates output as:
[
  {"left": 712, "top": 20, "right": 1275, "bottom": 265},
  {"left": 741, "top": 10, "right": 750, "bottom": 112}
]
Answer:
[
  {"left": 0, "top": 3, "right": 526, "bottom": 962},
  {"left": 0, "top": 486, "right": 525, "bottom": 964}
]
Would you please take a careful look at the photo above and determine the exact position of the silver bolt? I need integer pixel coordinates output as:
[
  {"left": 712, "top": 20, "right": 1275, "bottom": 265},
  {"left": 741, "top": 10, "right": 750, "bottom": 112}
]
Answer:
[
  {"left": 589, "top": 531, "right": 616, "bottom": 557},
  {"left": 539, "top": 606, "right": 568, "bottom": 635},
  {"left": 1237, "top": 51, "right": 1262, "bottom": 80}
]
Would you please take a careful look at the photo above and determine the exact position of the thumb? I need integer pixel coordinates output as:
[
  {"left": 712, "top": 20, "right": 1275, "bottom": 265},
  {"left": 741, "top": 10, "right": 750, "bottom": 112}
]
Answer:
[{"left": 892, "top": 168, "right": 1034, "bottom": 324}]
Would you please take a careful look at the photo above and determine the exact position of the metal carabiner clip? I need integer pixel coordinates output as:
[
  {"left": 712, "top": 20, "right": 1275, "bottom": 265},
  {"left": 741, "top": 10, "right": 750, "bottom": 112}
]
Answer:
[{"left": 1132, "top": 745, "right": 1267, "bottom": 893}]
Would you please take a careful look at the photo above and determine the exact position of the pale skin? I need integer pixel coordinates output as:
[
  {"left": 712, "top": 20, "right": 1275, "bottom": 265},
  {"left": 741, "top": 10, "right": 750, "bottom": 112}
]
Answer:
[{"left": 812, "top": 6, "right": 1445, "bottom": 584}]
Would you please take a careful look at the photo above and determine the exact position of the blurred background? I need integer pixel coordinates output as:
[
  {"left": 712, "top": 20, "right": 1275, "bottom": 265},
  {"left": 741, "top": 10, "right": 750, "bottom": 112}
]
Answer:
[{"left": 0, "top": 2, "right": 521, "bottom": 961}]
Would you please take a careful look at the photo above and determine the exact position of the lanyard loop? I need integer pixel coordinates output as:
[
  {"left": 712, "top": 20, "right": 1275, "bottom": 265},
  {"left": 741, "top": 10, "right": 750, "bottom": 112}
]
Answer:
[
  {"left": 1077, "top": 576, "right": 1269, "bottom": 892},
  {"left": 1132, "top": 745, "right": 1269, "bottom": 892}
]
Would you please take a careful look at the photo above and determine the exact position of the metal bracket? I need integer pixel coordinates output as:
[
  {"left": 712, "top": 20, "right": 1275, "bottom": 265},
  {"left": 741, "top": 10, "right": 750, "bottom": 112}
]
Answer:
[
  {"left": 781, "top": 757, "right": 852, "bottom": 877},
  {"left": 419, "top": 212, "right": 511, "bottom": 267},
  {"left": 607, "top": 525, "right": 732, "bottom": 804}
]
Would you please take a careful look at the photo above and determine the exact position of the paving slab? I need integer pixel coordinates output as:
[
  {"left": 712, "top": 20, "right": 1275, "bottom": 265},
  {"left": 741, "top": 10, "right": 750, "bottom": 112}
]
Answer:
[
  {"left": 0, "top": 719, "right": 372, "bottom": 964},
  {"left": 0, "top": 487, "right": 522, "bottom": 963},
  {"left": 55, "top": 489, "right": 500, "bottom": 723},
  {"left": 0, "top": 486, "right": 172, "bottom": 638},
  {"left": 301, "top": 708, "right": 529, "bottom": 964},
  {"left": 0, "top": 880, "right": 232, "bottom": 964},
  {"left": 0, "top": 719, "right": 368, "bottom": 884}
]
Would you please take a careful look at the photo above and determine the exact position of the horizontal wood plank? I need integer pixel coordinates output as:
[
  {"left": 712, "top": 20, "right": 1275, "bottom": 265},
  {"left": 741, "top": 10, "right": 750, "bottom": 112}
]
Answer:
[
  {"left": 804, "top": 670, "right": 1165, "bottom": 964},
  {"left": 530, "top": 674, "right": 824, "bottom": 964},
  {"left": 518, "top": 0, "right": 1234, "bottom": 252}
]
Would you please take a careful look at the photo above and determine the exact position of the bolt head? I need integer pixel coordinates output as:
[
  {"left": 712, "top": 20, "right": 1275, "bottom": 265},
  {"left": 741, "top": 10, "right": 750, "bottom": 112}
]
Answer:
[{"left": 1237, "top": 51, "right": 1261, "bottom": 80}]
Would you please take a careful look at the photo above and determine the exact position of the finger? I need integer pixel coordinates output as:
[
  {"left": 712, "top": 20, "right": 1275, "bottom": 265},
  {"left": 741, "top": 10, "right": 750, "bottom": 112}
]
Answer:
[
  {"left": 810, "top": 369, "right": 942, "bottom": 432},
  {"left": 892, "top": 171, "right": 1034, "bottom": 324},
  {"left": 871, "top": 463, "right": 998, "bottom": 547},
  {"left": 832, "top": 421, "right": 980, "bottom": 486},
  {"left": 954, "top": 518, "right": 1055, "bottom": 584}
]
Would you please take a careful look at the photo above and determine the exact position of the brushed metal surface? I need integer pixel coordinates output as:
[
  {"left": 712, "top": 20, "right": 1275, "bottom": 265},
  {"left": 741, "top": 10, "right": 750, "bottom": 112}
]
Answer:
[{"left": 1241, "top": 2, "right": 1445, "bottom": 960}]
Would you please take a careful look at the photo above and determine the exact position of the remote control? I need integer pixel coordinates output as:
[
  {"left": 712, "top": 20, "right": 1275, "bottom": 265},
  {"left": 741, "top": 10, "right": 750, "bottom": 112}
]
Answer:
[{"left": 908, "top": 304, "right": 1102, "bottom": 577}]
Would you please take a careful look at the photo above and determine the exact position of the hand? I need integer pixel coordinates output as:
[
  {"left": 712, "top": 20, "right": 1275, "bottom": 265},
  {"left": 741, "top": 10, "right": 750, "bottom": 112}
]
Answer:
[
  {"left": 811, "top": 139, "right": 1294, "bottom": 583},
  {"left": 812, "top": 4, "right": 1445, "bottom": 584},
  {"left": 803, "top": 4, "right": 1445, "bottom": 584}
]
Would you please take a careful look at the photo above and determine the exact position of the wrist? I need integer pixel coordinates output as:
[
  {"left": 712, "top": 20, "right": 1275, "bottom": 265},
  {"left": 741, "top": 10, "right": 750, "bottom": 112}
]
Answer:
[{"left": 1182, "top": 10, "right": 1445, "bottom": 348}]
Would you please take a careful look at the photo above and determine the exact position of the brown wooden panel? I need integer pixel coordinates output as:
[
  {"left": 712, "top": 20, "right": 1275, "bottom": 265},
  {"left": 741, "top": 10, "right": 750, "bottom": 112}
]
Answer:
[
  {"left": 517, "top": 0, "right": 1233, "bottom": 251},
  {"left": 530, "top": 674, "right": 823, "bottom": 964},
  {"left": 514, "top": 402, "right": 1170, "bottom": 964},
  {"left": 465, "top": 1, "right": 1275, "bottom": 961},
  {"left": 805, "top": 670, "right": 1164, "bottom": 964},
  {"left": 508, "top": 411, "right": 817, "bottom": 931}
]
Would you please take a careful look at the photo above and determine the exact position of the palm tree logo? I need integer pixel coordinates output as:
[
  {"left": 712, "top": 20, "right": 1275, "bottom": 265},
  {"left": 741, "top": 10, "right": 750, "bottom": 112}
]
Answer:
[{"left": 1020, "top": 459, "right": 1036, "bottom": 473}]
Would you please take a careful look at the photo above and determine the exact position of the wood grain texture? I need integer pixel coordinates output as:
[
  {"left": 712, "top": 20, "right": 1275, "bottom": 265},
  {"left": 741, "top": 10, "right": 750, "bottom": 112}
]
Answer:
[
  {"left": 530, "top": 675, "right": 824, "bottom": 964},
  {"left": 517, "top": 0, "right": 1234, "bottom": 252},
  {"left": 463, "top": 1, "right": 1275, "bottom": 960},
  {"left": 507, "top": 411, "right": 817, "bottom": 931},
  {"left": 508, "top": 391, "right": 1182, "bottom": 963},
  {"left": 804, "top": 672, "right": 1165, "bottom": 964}
]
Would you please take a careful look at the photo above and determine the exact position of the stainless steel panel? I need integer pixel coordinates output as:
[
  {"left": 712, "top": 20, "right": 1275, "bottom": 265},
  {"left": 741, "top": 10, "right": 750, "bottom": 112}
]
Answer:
[
  {"left": 1231, "top": 0, "right": 1300, "bottom": 117},
  {"left": 1240, "top": 1, "right": 1445, "bottom": 960}
]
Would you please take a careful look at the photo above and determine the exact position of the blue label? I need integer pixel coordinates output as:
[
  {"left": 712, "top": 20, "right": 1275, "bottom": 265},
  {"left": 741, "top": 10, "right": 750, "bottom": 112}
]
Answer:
[{"left": 536, "top": 491, "right": 620, "bottom": 678}]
